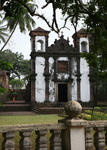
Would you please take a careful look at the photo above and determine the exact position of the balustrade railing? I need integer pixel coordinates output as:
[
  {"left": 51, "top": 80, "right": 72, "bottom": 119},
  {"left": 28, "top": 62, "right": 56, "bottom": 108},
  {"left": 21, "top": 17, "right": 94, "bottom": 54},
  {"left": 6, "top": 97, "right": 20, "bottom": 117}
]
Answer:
[
  {"left": 0, "top": 124, "right": 66, "bottom": 150},
  {"left": 85, "top": 121, "right": 107, "bottom": 150},
  {"left": 1, "top": 121, "right": 107, "bottom": 150}
]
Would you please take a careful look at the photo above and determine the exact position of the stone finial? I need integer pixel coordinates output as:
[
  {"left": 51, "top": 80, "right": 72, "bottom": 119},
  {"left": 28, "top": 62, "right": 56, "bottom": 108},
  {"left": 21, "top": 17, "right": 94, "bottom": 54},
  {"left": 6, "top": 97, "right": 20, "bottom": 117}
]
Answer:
[{"left": 64, "top": 100, "right": 82, "bottom": 119}]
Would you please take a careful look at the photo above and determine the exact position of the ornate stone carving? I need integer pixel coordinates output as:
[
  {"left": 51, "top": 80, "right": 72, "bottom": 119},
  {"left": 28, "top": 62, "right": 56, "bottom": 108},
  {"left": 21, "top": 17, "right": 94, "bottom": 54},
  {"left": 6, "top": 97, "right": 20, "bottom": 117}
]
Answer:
[{"left": 47, "top": 35, "right": 74, "bottom": 53}]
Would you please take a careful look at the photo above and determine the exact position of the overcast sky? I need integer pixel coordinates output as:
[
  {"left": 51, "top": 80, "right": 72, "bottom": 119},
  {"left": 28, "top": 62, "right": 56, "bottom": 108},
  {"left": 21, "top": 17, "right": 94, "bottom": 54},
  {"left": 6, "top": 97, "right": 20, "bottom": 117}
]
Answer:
[{"left": 0, "top": 0, "right": 84, "bottom": 59}]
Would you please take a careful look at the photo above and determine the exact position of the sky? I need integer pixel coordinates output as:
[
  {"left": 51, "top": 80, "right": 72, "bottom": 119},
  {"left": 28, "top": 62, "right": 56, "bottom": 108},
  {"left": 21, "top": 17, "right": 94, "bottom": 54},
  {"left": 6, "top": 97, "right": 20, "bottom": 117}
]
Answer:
[{"left": 0, "top": 0, "right": 84, "bottom": 60}]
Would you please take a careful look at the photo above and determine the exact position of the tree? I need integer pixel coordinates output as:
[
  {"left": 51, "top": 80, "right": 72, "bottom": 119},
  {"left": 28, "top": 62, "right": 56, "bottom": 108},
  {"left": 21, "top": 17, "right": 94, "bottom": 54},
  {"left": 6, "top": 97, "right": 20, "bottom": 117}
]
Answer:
[
  {"left": 0, "top": 49, "right": 30, "bottom": 81},
  {"left": 9, "top": 78, "right": 24, "bottom": 89},
  {"left": 0, "top": 0, "right": 35, "bottom": 51}
]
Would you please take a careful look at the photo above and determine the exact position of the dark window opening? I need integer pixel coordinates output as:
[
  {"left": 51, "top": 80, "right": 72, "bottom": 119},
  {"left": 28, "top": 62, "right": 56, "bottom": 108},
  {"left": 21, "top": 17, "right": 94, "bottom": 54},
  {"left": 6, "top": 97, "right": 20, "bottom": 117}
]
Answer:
[
  {"left": 57, "top": 61, "right": 68, "bottom": 73},
  {"left": 81, "top": 41, "right": 87, "bottom": 52}
]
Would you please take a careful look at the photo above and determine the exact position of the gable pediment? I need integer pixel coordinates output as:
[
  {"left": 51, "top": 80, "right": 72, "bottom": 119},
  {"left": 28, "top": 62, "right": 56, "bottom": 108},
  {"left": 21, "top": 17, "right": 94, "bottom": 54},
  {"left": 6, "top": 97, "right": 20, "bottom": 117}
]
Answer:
[{"left": 47, "top": 35, "right": 74, "bottom": 53}]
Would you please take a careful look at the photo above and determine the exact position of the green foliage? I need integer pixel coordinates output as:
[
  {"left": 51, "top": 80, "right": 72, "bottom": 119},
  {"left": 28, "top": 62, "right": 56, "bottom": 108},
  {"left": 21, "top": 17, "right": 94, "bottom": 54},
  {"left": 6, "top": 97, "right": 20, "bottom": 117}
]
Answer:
[
  {"left": 0, "top": 0, "right": 35, "bottom": 49},
  {"left": 83, "top": 108, "right": 107, "bottom": 120},
  {"left": 54, "top": 0, "right": 107, "bottom": 76},
  {"left": 0, "top": 87, "right": 5, "bottom": 95},
  {"left": 9, "top": 78, "right": 24, "bottom": 89},
  {"left": 0, "top": 49, "right": 30, "bottom": 80},
  {"left": 0, "top": 14, "right": 8, "bottom": 43},
  {"left": 3, "top": 0, "right": 35, "bottom": 32},
  {"left": 0, "top": 61, "right": 13, "bottom": 71}
]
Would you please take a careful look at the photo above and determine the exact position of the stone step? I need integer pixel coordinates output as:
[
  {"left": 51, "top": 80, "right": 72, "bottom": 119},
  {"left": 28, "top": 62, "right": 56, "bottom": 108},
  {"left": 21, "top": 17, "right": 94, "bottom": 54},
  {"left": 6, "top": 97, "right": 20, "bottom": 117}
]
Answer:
[
  {"left": 4, "top": 100, "right": 26, "bottom": 104},
  {"left": 0, "top": 103, "right": 31, "bottom": 112},
  {"left": 33, "top": 106, "right": 64, "bottom": 114}
]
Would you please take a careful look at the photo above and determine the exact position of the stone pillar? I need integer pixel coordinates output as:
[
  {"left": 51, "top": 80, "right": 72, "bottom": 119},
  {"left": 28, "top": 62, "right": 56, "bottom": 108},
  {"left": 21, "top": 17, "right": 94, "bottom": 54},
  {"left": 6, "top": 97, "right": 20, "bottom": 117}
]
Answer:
[
  {"left": 31, "top": 37, "right": 35, "bottom": 52},
  {"left": 68, "top": 57, "right": 72, "bottom": 78},
  {"left": 50, "top": 129, "right": 62, "bottom": 150},
  {"left": 89, "top": 74, "right": 94, "bottom": 101},
  {"left": 53, "top": 57, "right": 57, "bottom": 80},
  {"left": 45, "top": 35, "right": 49, "bottom": 50},
  {"left": 85, "top": 127, "right": 93, "bottom": 150},
  {"left": 36, "top": 129, "right": 48, "bottom": 150},
  {"left": 77, "top": 74, "right": 81, "bottom": 101},
  {"left": 76, "top": 57, "right": 81, "bottom": 101},
  {"left": 20, "top": 131, "right": 32, "bottom": 150},
  {"left": 94, "top": 127, "right": 105, "bottom": 150},
  {"left": 68, "top": 57, "right": 73, "bottom": 100},
  {"left": 2, "top": 131, "right": 15, "bottom": 150},
  {"left": 44, "top": 57, "right": 50, "bottom": 102},
  {"left": 31, "top": 56, "right": 36, "bottom": 104},
  {"left": 64, "top": 100, "right": 86, "bottom": 150},
  {"left": 65, "top": 119, "right": 87, "bottom": 150}
]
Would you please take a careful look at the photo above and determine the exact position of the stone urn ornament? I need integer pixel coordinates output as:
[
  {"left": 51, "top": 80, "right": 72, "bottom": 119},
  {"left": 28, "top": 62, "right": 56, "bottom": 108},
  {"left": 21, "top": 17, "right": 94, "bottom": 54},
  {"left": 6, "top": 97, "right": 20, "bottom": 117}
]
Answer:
[{"left": 64, "top": 100, "right": 82, "bottom": 119}]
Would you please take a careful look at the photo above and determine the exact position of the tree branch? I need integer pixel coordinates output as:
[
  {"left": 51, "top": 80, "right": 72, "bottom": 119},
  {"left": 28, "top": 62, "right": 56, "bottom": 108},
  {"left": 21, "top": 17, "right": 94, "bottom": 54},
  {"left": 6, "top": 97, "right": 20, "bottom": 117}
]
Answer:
[{"left": 16, "top": 0, "right": 61, "bottom": 34}]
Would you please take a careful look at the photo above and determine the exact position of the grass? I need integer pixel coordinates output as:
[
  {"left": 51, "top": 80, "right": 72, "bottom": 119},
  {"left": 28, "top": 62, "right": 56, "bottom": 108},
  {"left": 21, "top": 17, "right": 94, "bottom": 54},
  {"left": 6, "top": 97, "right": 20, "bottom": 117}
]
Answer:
[
  {"left": 0, "top": 107, "right": 107, "bottom": 126},
  {"left": 0, "top": 114, "right": 62, "bottom": 125}
]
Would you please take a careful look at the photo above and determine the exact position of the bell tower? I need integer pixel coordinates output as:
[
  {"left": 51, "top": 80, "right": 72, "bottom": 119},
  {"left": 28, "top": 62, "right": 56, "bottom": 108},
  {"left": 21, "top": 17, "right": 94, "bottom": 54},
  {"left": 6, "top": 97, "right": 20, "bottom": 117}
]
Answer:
[
  {"left": 72, "top": 29, "right": 92, "bottom": 102},
  {"left": 30, "top": 27, "right": 50, "bottom": 52},
  {"left": 29, "top": 27, "right": 50, "bottom": 104}
]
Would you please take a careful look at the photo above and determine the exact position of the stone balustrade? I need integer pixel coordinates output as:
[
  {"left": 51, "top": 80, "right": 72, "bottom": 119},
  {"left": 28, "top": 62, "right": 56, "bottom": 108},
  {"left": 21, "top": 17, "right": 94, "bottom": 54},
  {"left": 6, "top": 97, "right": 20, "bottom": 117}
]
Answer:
[
  {"left": 85, "top": 121, "right": 107, "bottom": 150},
  {"left": 0, "top": 124, "right": 66, "bottom": 150},
  {"left": 1, "top": 100, "right": 107, "bottom": 150},
  {"left": 1, "top": 121, "right": 107, "bottom": 150}
]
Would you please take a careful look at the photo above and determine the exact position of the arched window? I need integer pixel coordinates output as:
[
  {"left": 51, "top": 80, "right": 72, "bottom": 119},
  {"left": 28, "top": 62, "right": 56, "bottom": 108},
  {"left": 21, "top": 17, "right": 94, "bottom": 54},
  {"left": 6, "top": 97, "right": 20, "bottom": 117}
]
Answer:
[
  {"left": 81, "top": 41, "right": 87, "bottom": 52},
  {"left": 36, "top": 40, "right": 44, "bottom": 51}
]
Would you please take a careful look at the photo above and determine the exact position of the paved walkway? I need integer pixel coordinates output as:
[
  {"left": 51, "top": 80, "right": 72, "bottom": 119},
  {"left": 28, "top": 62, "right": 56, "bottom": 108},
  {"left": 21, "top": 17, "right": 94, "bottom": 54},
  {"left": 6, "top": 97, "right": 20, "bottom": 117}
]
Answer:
[{"left": 0, "top": 111, "right": 36, "bottom": 116}]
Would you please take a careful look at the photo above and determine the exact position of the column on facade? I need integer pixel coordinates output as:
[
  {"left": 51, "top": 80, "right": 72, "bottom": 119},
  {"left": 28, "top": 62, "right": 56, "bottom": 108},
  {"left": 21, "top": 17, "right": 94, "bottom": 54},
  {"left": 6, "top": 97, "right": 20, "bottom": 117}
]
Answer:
[
  {"left": 53, "top": 57, "right": 57, "bottom": 80},
  {"left": 76, "top": 56, "right": 81, "bottom": 101},
  {"left": 89, "top": 73, "right": 94, "bottom": 101},
  {"left": 32, "top": 37, "right": 35, "bottom": 52},
  {"left": 45, "top": 35, "right": 49, "bottom": 50},
  {"left": 53, "top": 57, "right": 58, "bottom": 102},
  {"left": 68, "top": 57, "right": 73, "bottom": 100},
  {"left": 44, "top": 57, "right": 50, "bottom": 102},
  {"left": 68, "top": 57, "right": 73, "bottom": 81},
  {"left": 31, "top": 56, "right": 37, "bottom": 104}
]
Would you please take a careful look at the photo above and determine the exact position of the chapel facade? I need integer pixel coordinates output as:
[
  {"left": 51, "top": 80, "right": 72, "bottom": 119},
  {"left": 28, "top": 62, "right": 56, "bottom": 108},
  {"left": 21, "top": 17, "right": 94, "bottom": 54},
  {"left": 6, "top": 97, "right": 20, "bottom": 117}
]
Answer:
[{"left": 29, "top": 27, "right": 93, "bottom": 105}]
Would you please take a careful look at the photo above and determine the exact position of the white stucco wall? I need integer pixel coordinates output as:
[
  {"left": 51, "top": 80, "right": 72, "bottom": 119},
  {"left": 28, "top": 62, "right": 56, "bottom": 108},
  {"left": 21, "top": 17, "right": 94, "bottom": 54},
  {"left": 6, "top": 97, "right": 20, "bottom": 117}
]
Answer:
[
  {"left": 72, "top": 58, "right": 77, "bottom": 100},
  {"left": 57, "top": 57, "right": 68, "bottom": 61},
  {"left": 35, "top": 57, "right": 45, "bottom": 102},
  {"left": 35, "top": 36, "right": 46, "bottom": 52},
  {"left": 49, "top": 57, "right": 55, "bottom": 102},
  {"left": 80, "top": 38, "right": 90, "bottom": 102}
]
